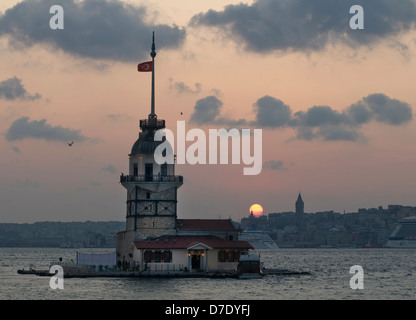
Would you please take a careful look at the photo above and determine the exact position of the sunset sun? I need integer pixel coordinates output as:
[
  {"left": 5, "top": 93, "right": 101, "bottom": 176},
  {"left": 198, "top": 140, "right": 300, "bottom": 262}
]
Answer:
[{"left": 249, "top": 204, "right": 263, "bottom": 216}]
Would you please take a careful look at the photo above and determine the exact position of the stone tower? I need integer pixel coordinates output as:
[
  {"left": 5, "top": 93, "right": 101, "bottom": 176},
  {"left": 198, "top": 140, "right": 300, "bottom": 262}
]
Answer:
[
  {"left": 295, "top": 192, "right": 304, "bottom": 232},
  {"left": 295, "top": 193, "right": 304, "bottom": 215},
  {"left": 116, "top": 33, "right": 183, "bottom": 263}
]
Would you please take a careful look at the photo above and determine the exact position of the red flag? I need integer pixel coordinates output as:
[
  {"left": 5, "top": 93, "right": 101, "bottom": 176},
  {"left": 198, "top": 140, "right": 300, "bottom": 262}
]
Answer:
[{"left": 137, "top": 61, "right": 152, "bottom": 72}]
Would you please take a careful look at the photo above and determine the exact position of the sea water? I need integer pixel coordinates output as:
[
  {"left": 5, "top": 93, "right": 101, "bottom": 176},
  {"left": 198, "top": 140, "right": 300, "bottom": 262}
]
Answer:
[{"left": 0, "top": 247, "right": 415, "bottom": 300}]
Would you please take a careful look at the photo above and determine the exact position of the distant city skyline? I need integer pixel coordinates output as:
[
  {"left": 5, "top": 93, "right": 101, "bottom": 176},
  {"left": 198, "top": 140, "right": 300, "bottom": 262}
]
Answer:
[{"left": 1, "top": 0, "right": 416, "bottom": 223}]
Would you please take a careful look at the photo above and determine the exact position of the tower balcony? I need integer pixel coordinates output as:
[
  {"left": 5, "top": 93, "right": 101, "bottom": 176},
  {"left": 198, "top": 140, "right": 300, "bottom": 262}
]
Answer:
[
  {"left": 120, "top": 174, "right": 183, "bottom": 184},
  {"left": 140, "top": 118, "right": 165, "bottom": 130},
  {"left": 120, "top": 174, "right": 183, "bottom": 193}
]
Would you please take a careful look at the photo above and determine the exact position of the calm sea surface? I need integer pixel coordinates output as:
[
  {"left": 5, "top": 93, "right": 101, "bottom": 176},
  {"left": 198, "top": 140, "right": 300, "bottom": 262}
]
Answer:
[{"left": 0, "top": 247, "right": 415, "bottom": 300}]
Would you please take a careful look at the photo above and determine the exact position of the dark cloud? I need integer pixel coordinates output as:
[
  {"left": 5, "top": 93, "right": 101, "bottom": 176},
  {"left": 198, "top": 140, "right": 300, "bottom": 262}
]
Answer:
[
  {"left": 5, "top": 117, "right": 88, "bottom": 142},
  {"left": 361, "top": 93, "right": 413, "bottom": 125},
  {"left": 189, "top": 96, "right": 223, "bottom": 124},
  {"left": 345, "top": 102, "right": 374, "bottom": 125},
  {"left": 0, "top": 0, "right": 185, "bottom": 62},
  {"left": 254, "top": 93, "right": 412, "bottom": 141},
  {"left": 188, "top": 93, "right": 412, "bottom": 142},
  {"left": 253, "top": 96, "right": 292, "bottom": 128},
  {"left": 0, "top": 76, "right": 41, "bottom": 101},
  {"left": 294, "top": 106, "right": 348, "bottom": 127},
  {"left": 189, "top": 95, "right": 248, "bottom": 127},
  {"left": 190, "top": 0, "right": 416, "bottom": 53}
]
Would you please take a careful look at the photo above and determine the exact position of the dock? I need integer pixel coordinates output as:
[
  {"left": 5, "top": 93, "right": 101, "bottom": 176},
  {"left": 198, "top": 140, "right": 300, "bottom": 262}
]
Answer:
[{"left": 17, "top": 267, "right": 310, "bottom": 278}]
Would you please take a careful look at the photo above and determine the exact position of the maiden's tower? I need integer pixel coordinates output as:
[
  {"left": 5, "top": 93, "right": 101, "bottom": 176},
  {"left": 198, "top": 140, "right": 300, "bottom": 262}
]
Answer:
[{"left": 116, "top": 33, "right": 252, "bottom": 272}]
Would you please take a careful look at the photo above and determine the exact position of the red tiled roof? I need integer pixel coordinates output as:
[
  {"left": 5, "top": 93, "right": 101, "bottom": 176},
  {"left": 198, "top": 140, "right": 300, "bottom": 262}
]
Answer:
[
  {"left": 133, "top": 235, "right": 253, "bottom": 250},
  {"left": 176, "top": 219, "right": 237, "bottom": 231}
]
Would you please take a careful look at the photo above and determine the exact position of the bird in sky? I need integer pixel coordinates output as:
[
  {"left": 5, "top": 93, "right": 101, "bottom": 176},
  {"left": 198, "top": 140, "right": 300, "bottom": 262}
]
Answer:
[{"left": 68, "top": 141, "right": 74, "bottom": 146}]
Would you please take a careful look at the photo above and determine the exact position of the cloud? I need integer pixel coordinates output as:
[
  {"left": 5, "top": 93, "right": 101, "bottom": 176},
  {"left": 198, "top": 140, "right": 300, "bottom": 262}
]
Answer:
[
  {"left": 253, "top": 95, "right": 292, "bottom": 128},
  {"left": 210, "top": 88, "right": 223, "bottom": 98},
  {"left": 190, "top": 0, "right": 416, "bottom": 54},
  {"left": 293, "top": 106, "right": 348, "bottom": 127},
  {"left": 106, "top": 114, "right": 123, "bottom": 122},
  {"left": 10, "top": 146, "right": 20, "bottom": 153},
  {"left": 314, "top": 125, "right": 362, "bottom": 142},
  {"left": 169, "top": 79, "right": 202, "bottom": 94},
  {"left": 188, "top": 93, "right": 412, "bottom": 141},
  {"left": 254, "top": 93, "right": 412, "bottom": 141},
  {"left": 5, "top": 117, "right": 88, "bottom": 142},
  {"left": 102, "top": 164, "right": 117, "bottom": 174},
  {"left": 0, "top": 0, "right": 185, "bottom": 62},
  {"left": 358, "top": 93, "right": 413, "bottom": 125},
  {"left": 105, "top": 113, "right": 132, "bottom": 122},
  {"left": 263, "top": 160, "right": 286, "bottom": 171},
  {"left": 190, "top": 96, "right": 223, "bottom": 124},
  {"left": 189, "top": 95, "right": 248, "bottom": 127},
  {"left": 0, "top": 76, "right": 41, "bottom": 101}
]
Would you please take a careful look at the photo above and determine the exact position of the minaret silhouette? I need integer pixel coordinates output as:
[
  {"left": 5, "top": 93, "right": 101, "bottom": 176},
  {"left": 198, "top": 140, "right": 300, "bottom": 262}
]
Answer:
[
  {"left": 295, "top": 192, "right": 304, "bottom": 232},
  {"left": 296, "top": 192, "right": 304, "bottom": 215}
]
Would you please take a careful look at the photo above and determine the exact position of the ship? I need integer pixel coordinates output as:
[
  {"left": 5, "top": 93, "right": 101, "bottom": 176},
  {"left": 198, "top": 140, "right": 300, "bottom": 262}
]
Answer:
[
  {"left": 386, "top": 216, "right": 416, "bottom": 248},
  {"left": 239, "top": 230, "right": 279, "bottom": 249}
]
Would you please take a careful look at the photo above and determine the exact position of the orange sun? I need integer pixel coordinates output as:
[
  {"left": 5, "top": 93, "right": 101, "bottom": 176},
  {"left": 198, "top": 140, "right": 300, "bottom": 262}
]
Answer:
[{"left": 249, "top": 204, "right": 263, "bottom": 216}]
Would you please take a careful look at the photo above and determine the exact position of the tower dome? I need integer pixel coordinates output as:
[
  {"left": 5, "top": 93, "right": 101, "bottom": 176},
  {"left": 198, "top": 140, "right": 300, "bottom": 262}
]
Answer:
[
  {"left": 131, "top": 135, "right": 160, "bottom": 155},
  {"left": 130, "top": 119, "right": 167, "bottom": 155}
]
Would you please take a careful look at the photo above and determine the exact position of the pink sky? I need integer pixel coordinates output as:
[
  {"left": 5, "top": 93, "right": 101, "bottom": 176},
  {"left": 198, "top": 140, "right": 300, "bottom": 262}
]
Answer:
[{"left": 1, "top": 0, "right": 416, "bottom": 222}]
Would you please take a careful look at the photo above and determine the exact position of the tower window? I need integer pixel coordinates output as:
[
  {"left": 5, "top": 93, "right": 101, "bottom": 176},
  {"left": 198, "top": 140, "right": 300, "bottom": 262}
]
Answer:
[
  {"left": 133, "top": 164, "right": 138, "bottom": 177},
  {"left": 146, "top": 192, "right": 150, "bottom": 199},
  {"left": 145, "top": 164, "right": 153, "bottom": 181},
  {"left": 161, "top": 164, "right": 167, "bottom": 176}
]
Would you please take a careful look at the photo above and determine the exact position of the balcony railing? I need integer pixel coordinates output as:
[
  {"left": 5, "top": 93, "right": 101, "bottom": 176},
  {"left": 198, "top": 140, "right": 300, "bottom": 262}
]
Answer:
[
  {"left": 120, "top": 175, "right": 183, "bottom": 183},
  {"left": 140, "top": 118, "right": 165, "bottom": 129}
]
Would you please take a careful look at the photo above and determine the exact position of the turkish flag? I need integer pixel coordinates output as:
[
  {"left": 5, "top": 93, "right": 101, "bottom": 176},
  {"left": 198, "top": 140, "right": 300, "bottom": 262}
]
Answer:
[{"left": 137, "top": 61, "right": 152, "bottom": 72}]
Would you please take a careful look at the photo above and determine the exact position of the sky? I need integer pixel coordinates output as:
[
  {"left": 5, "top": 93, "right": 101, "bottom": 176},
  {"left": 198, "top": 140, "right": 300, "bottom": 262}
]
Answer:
[{"left": 1, "top": 0, "right": 416, "bottom": 223}]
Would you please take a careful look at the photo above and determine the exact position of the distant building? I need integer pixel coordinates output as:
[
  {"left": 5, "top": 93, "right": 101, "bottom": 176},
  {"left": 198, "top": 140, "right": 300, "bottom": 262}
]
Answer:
[
  {"left": 295, "top": 193, "right": 304, "bottom": 231},
  {"left": 296, "top": 193, "right": 304, "bottom": 215}
]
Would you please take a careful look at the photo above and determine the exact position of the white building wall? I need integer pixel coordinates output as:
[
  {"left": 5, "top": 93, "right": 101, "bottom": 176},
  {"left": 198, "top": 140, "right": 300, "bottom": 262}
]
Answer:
[{"left": 130, "top": 247, "right": 240, "bottom": 272}]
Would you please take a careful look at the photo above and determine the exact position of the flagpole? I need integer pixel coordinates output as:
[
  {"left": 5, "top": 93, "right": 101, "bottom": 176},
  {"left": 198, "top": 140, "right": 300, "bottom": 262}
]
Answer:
[{"left": 150, "top": 31, "right": 156, "bottom": 118}]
